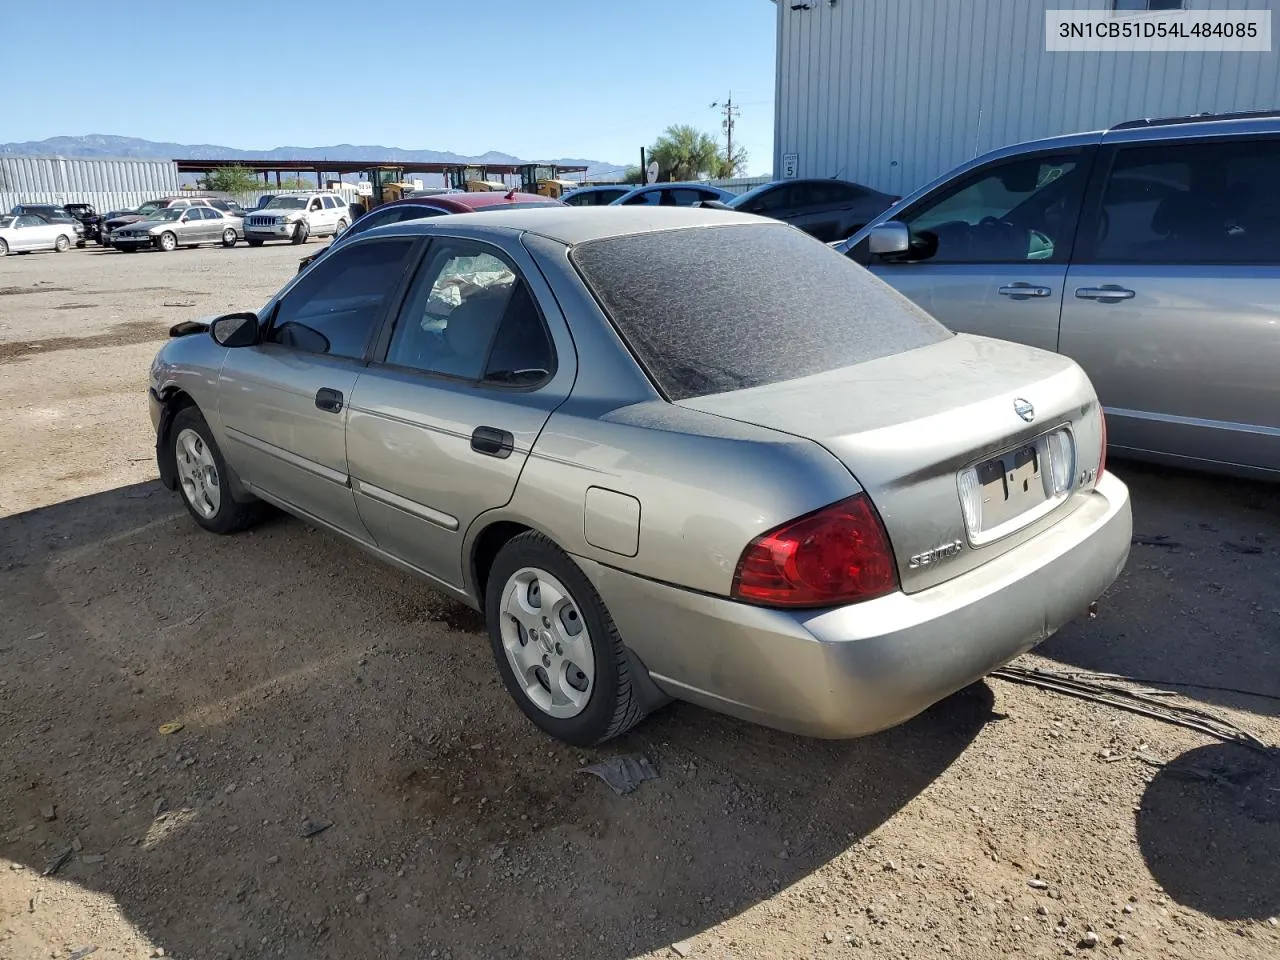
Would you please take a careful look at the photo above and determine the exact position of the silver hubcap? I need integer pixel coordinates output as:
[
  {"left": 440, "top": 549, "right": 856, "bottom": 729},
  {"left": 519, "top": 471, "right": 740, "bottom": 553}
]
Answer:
[
  {"left": 175, "top": 428, "right": 221, "bottom": 519},
  {"left": 224, "top": 230, "right": 235, "bottom": 243},
  {"left": 499, "top": 567, "right": 595, "bottom": 718},
  {"left": 161, "top": 234, "right": 175, "bottom": 250}
]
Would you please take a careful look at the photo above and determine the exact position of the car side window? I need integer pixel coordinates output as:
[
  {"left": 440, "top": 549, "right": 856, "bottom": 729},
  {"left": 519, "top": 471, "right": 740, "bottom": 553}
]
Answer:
[
  {"left": 321, "top": 197, "right": 335, "bottom": 209},
  {"left": 383, "top": 242, "right": 554, "bottom": 385},
  {"left": 893, "top": 155, "right": 1085, "bottom": 264},
  {"left": 750, "top": 185, "right": 793, "bottom": 213},
  {"left": 210, "top": 200, "right": 231, "bottom": 211},
  {"left": 16, "top": 215, "right": 42, "bottom": 227},
  {"left": 268, "top": 239, "right": 415, "bottom": 359},
  {"left": 828, "top": 182, "right": 869, "bottom": 202},
  {"left": 309, "top": 198, "right": 323, "bottom": 212},
  {"left": 205, "top": 209, "right": 223, "bottom": 220},
  {"left": 1088, "top": 138, "right": 1280, "bottom": 265},
  {"left": 622, "top": 190, "right": 657, "bottom": 206}
]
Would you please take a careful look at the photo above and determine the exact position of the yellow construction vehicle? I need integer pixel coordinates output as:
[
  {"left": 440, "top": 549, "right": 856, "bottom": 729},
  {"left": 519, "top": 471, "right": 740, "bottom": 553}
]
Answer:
[{"left": 357, "top": 166, "right": 420, "bottom": 209}]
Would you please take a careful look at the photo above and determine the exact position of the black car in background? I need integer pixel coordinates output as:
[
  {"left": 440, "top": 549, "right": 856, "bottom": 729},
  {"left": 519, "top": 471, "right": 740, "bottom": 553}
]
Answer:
[
  {"left": 726, "top": 178, "right": 898, "bottom": 242},
  {"left": 63, "top": 203, "right": 103, "bottom": 243},
  {"left": 9, "top": 204, "right": 87, "bottom": 247}
]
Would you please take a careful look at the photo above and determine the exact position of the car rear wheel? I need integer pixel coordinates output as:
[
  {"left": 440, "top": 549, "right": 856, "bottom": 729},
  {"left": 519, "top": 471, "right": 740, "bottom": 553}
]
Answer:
[
  {"left": 158, "top": 231, "right": 177, "bottom": 253},
  {"left": 54, "top": 235, "right": 70, "bottom": 252},
  {"left": 0, "top": 239, "right": 7, "bottom": 256},
  {"left": 486, "top": 532, "right": 646, "bottom": 746},
  {"left": 170, "top": 407, "right": 263, "bottom": 534},
  {"left": 221, "top": 228, "right": 237, "bottom": 248},
  {"left": 291, "top": 221, "right": 309, "bottom": 245}
]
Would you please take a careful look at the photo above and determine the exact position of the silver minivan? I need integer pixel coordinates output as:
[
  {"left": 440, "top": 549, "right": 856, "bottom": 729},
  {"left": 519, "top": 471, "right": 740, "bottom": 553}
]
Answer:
[{"left": 837, "top": 111, "right": 1280, "bottom": 481}]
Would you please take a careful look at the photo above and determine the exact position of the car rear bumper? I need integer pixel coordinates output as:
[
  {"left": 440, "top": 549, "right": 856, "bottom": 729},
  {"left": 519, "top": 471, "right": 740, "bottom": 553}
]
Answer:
[{"left": 576, "top": 472, "right": 1132, "bottom": 739}]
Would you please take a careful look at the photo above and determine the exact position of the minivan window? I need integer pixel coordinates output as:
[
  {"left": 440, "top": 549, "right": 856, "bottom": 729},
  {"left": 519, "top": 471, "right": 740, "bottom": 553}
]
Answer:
[
  {"left": 899, "top": 155, "right": 1085, "bottom": 263},
  {"left": 571, "top": 223, "right": 951, "bottom": 401},
  {"left": 1089, "top": 138, "right": 1280, "bottom": 264}
]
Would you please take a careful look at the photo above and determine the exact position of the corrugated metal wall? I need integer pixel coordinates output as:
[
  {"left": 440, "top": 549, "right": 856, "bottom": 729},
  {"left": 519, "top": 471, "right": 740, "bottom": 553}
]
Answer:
[
  {"left": 0, "top": 156, "right": 180, "bottom": 214},
  {"left": 774, "top": 0, "right": 1280, "bottom": 195}
]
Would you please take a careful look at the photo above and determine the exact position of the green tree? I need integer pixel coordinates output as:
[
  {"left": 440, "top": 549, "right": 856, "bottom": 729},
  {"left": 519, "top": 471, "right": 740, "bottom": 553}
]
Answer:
[
  {"left": 198, "top": 165, "right": 261, "bottom": 193},
  {"left": 712, "top": 146, "right": 750, "bottom": 179},
  {"left": 621, "top": 165, "right": 645, "bottom": 184},
  {"left": 278, "top": 176, "right": 314, "bottom": 190},
  {"left": 647, "top": 125, "right": 721, "bottom": 181}
]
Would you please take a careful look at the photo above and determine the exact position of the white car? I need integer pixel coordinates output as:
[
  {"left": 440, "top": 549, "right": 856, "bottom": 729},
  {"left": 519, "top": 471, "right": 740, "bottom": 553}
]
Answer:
[
  {"left": 242, "top": 191, "right": 351, "bottom": 246},
  {"left": 0, "top": 214, "right": 77, "bottom": 256}
]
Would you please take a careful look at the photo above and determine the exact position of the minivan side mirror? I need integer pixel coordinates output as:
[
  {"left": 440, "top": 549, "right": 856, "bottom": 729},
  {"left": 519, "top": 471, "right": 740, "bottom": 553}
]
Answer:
[
  {"left": 210, "top": 312, "right": 260, "bottom": 347},
  {"left": 868, "top": 221, "right": 911, "bottom": 256}
]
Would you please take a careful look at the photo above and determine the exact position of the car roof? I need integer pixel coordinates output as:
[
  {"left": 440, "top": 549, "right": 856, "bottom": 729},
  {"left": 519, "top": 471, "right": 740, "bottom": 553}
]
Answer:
[
  {"left": 363, "top": 205, "right": 771, "bottom": 246},
  {"left": 564, "top": 184, "right": 629, "bottom": 192},
  {"left": 382, "top": 191, "right": 562, "bottom": 213}
]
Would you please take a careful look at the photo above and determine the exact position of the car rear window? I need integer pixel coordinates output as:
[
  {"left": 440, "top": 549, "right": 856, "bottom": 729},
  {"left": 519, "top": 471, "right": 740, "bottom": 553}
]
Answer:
[{"left": 570, "top": 222, "right": 952, "bottom": 401}]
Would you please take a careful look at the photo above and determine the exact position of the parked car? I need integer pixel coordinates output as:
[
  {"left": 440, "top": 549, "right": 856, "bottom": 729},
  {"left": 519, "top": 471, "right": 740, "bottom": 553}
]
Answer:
[
  {"left": 63, "top": 203, "right": 103, "bottom": 244},
  {"left": 147, "top": 207, "right": 1131, "bottom": 746},
  {"left": 10, "top": 204, "right": 86, "bottom": 246},
  {"left": 726, "top": 178, "right": 897, "bottom": 242},
  {"left": 609, "top": 183, "right": 736, "bottom": 206},
  {"left": 102, "top": 196, "right": 237, "bottom": 242},
  {"left": 836, "top": 111, "right": 1280, "bottom": 480},
  {"left": 242, "top": 191, "right": 351, "bottom": 246},
  {"left": 110, "top": 207, "right": 243, "bottom": 252},
  {"left": 0, "top": 213, "right": 78, "bottom": 256},
  {"left": 296, "top": 189, "right": 567, "bottom": 273},
  {"left": 560, "top": 185, "right": 633, "bottom": 206}
]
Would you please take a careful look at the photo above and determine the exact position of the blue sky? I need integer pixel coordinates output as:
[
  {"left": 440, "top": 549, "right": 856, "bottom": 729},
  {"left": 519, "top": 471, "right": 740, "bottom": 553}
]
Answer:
[{"left": 6, "top": 0, "right": 778, "bottom": 176}]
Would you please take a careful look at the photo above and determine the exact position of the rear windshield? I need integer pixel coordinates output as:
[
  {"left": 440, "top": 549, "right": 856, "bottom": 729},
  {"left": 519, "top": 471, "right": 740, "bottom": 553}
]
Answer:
[{"left": 570, "top": 222, "right": 952, "bottom": 401}]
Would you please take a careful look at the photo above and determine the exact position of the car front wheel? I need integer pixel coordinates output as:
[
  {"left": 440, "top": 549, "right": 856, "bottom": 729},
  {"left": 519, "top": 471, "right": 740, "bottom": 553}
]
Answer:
[
  {"left": 54, "top": 235, "right": 70, "bottom": 252},
  {"left": 291, "top": 221, "right": 309, "bottom": 245},
  {"left": 486, "top": 532, "right": 647, "bottom": 746},
  {"left": 169, "top": 407, "right": 263, "bottom": 534},
  {"left": 0, "top": 238, "right": 7, "bottom": 256},
  {"left": 158, "top": 231, "right": 177, "bottom": 252}
]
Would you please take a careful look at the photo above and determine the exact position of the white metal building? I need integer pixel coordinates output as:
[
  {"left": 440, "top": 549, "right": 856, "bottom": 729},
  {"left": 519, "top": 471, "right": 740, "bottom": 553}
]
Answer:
[{"left": 772, "top": 0, "right": 1280, "bottom": 196}]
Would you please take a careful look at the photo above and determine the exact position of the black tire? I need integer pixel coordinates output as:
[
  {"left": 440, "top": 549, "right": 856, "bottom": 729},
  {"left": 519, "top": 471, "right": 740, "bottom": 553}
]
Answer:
[
  {"left": 54, "top": 234, "right": 70, "bottom": 252},
  {"left": 76, "top": 239, "right": 87, "bottom": 248},
  {"left": 158, "top": 231, "right": 177, "bottom": 253},
  {"left": 169, "top": 406, "right": 263, "bottom": 534},
  {"left": 247, "top": 238, "right": 264, "bottom": 247},
  {"left": 290, "top": 221, "right": 309, "bottom": 245},
  {"left": 333, "top": 218, "right": 348, "bottom": 238},
  {"left": 0, "top": 238, "right": 7, "bottom": 257},
  {"left": 485, "top": 532, "right": 646, "bottom": 746},
  {"left": 221, "top": 228, "right": 238, "bottom": 248}
]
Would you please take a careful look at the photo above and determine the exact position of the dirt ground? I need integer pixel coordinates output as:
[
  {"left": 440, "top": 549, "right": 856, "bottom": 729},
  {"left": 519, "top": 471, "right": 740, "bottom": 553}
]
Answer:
[{"left": 1, "top": 242, "right": 1277, "bottom": 960}]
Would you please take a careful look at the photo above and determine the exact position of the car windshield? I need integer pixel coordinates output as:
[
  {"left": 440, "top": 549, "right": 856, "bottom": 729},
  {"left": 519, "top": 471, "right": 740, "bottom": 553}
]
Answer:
[
  {"left": 0, "top": 216, "right": 14, "bottom": 228},
  {"left": 265, "top": 197, "right": 308, "bottom": 210},
  {"left": 136, "top": 203, "right": 164, "bottom": 215},
  {"left": 570, "top": 222, "right": 952, "bottom": 401},
  {"left": 144, "top": 209, "right": 184, "bottom": 222}
]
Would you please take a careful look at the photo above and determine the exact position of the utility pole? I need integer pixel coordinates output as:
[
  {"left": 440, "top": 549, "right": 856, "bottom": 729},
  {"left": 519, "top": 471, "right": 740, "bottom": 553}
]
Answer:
[{"left": 710, "top": 92, "right": 741, "bottom": 174}]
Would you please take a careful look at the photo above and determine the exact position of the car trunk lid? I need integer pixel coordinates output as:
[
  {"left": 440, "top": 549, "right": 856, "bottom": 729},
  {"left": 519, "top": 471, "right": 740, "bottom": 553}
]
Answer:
[{"left": 676, "top": 334, "right": 1106, "bottom": 594}]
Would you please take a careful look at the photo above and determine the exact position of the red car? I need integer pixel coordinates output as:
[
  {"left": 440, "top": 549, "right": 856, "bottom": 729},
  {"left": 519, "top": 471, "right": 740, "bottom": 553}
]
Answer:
[{"left": 296, "top": 190, "right": 565, "bottom": 273}]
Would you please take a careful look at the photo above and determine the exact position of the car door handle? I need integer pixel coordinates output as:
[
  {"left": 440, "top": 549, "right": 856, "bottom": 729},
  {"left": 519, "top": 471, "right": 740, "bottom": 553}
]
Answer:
[
  {"left": 1075, "top": 285, "right": 1136, "bottom": 302},
  {"left": 471, "top": 426, "right": 514, "bottom": 459},
  {"left": 314, "top": 387, "right": 344, "bottom": 413},
  {"left": 997, "top": 283, "right": 1052, "bottom": 299}
]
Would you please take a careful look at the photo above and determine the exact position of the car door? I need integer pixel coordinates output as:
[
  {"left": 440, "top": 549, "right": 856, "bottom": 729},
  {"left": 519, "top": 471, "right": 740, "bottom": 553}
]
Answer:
[
  {"left": 216, "top": 236, "right": 421, "bottom": 538},
  {"left": 345, "top": 236, "right": 574, "bottom": 587},
  {"left": 16, "top": 215, "right": 55, "bottom": 250},
  {"left": 857, "top": 148, "right": 1093, "bottom": 353},
  {"left": 205, "top": 208, "right": 231, "bottom": 242},
  {"left": 186, "top": 208, "right": 212, "bottom": 242},
  {"left": 1058, "top": 134, "right": 1280, "bottom": 473}
]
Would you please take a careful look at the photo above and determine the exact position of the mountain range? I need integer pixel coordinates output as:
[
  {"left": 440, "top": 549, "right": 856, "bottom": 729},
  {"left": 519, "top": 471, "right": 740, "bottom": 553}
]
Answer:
[{"left": 0, "top": 135, "right": 623, "bottom": 179}]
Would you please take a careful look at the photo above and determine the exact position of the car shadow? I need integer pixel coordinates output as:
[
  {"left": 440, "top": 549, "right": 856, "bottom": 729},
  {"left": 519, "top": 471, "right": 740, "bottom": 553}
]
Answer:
[
  {"left": 1, "top": 482, "right": 997, "bottom": 960},
  {"left": 1136, "top": 742, "right": 1280, "bottom": 921},
  {"left": 1039, "top": 459, "right": 1280, "bottom": 718}
]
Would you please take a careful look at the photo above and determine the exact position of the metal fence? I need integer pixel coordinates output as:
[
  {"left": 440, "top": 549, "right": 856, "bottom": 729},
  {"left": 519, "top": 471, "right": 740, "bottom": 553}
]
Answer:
[
  {"left": 704, "top": 176, "right": 770, "bottom": 195},
  {"left": 0, "top": 155, "right": 181, "bottom": 216}
]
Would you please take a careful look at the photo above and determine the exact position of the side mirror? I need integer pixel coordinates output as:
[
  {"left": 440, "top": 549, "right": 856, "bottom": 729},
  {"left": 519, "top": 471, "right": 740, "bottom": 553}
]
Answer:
[
  {"left": 868, "top": 221, "right": 911, "bottom": 256},
  {"left": 210, "top": 312, "right": 260, "bottom": 348}
]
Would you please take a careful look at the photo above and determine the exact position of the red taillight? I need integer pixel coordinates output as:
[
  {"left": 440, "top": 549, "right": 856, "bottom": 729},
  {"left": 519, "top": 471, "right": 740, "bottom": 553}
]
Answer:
[
  {"left": 1098, "top": 410, "right": 1108, "bottom": 480},
  {"left": 731, "top": 493, "right": 899, "bottom": 608}
]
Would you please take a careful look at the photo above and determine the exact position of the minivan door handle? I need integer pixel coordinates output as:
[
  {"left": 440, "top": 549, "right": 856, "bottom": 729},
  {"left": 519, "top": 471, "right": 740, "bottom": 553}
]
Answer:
[
  {"left": 1075, "top": 285, "right": 1135, "bottom": 302},
  {"left": 997, "top": 283, "right": 1052, "bottom": 299},
  {"left": 471, "top": 426, "right": 514, "bottom": 459},
  {"left": 314, "top": 387, "right": 344, "bottom": 413}
]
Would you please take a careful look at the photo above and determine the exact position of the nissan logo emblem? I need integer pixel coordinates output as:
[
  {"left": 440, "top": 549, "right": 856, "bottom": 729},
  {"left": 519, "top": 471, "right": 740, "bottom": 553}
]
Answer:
[{"left": 1013, "top": 398, "right": 1035, "bottom": 422}]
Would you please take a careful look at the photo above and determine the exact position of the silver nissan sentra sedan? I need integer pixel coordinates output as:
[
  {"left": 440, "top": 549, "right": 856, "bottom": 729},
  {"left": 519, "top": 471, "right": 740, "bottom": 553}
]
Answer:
[{"left": 148, "top": 207, "right": 1132, "bottom": 746}]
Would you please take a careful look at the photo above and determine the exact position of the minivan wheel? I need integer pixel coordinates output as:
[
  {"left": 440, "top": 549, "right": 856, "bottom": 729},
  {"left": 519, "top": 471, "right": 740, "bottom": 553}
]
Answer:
[
  {"left": 486, "top": 532, "right": 646, "bottom": 746},
  {"left": 169, "top": 407, "right": 263, "bottom": 534}
]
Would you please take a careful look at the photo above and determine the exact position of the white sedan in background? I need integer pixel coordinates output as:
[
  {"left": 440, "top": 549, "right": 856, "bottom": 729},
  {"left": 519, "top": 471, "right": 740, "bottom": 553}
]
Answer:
[{"left": 0, "top": 214, "right": 77, "bottom": 256}]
